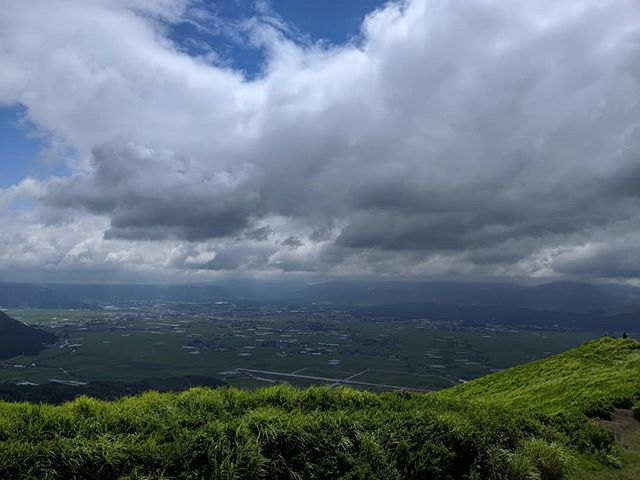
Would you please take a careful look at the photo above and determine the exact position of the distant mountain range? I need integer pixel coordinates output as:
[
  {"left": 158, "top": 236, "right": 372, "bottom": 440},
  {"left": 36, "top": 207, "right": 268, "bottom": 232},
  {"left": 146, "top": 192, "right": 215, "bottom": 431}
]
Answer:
[
  {"left": 0, "top": 282, "right": 234, "bottom": 308},
  {"left": 43, "top": 283, "right": 235, "bottom": 304},
  {"left": 348, "top": 302, "right": 640, "bottom": 334},
  {"left": 0, "top": 310, "right": 57, "bottom": 360},
  {"left": 287, "top": 280, "right": 640, "bottom": 314},
  {"left": 0, "top": 283, "right": 96, "bottom": 309},
  {"left": 1, "top": 279, "right": 639, "bottom": 316}
]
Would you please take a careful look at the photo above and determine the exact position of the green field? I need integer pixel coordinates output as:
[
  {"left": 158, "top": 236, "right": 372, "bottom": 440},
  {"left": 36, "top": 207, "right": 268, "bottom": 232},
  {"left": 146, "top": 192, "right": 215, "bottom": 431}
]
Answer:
[{"left": 1, "top": 308, "right": 596, "bottom": 391}]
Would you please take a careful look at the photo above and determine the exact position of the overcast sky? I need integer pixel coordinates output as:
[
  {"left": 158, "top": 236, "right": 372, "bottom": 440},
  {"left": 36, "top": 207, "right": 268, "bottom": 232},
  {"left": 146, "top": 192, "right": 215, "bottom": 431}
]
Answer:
[{"left": 0, "top": 0, "right": 639, "bottom": 284}]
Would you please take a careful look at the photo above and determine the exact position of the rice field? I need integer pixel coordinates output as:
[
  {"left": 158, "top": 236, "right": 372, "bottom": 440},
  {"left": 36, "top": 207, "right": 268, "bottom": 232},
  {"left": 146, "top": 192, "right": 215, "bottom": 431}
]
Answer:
[{"left": 1, "top": 306, "right": 596, "bottom": 390}]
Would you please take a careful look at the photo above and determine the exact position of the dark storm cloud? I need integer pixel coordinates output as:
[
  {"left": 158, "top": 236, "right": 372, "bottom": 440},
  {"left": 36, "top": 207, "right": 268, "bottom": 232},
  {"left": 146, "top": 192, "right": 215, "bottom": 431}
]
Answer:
[
  {"left": 46, "top": 145, "right": 260, "bottom": 241},
  {"left": 281, "top": 236, "right": 304, "bottom": 248},
  {"left": 243, "top": 225, "right": 274, "bottom": 242},
  {"left": 184, "top": 244, "right": 275, "bottom": 271},
  {"left": 553, "top": 238, "right": 640, "bottom": 279}
]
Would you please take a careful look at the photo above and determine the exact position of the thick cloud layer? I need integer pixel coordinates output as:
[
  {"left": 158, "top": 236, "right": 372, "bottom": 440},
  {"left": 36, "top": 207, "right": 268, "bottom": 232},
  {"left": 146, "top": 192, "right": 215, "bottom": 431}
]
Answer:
[{"left": 0, "top": 0, "right": 639, "bottom": 282}]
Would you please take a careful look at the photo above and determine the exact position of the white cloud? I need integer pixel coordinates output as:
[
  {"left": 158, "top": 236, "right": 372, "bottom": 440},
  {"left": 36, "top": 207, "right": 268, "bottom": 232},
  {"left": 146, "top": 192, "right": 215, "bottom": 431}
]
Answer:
[{"left": 0, "top": 0, "right": 639, "bottom": 282}]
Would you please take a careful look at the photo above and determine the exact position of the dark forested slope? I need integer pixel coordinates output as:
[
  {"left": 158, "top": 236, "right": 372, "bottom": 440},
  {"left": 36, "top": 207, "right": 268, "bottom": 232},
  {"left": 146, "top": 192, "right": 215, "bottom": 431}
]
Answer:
[{"left": 0, "top": 310, "right": 56, "bottom": 360}]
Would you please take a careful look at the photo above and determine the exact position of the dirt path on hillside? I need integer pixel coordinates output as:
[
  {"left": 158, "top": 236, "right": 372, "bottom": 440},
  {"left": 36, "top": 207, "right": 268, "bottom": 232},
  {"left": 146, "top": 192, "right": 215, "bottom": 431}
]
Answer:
[
  {"left": 571, "top": 409, "right": 640, "bottom": 479},
  {"left": 599, "top": 409, "right": 639, "bottom": 441}
]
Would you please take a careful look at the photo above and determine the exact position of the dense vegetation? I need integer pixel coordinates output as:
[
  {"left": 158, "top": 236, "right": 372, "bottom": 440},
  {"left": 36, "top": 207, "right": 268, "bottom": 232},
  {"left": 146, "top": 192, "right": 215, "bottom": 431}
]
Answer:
[
  {"left": 0, "top": 337, "right": 638, "bottom": 479},
  {"left": 0, "top": 310, "right": 57, "bottom": 360}
]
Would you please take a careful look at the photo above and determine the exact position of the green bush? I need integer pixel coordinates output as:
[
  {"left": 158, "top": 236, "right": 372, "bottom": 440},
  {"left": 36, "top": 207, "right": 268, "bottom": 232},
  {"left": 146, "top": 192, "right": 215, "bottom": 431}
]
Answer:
[
  {"left": 571, "top": 420, "right": 614, "bottom": 453},
  {"left": 519, "top": 439, "right": 574, "bottom": 480},
  {"left": 484, "top": 447, "right": 538, "bottom": 480},
  {"left": 584, "top": 400, "right": 614, "bottom": 419},
  {"left": 501, "top": 450, "right": 541, "bottom": 480},
  {"left": 0, "top": 387, "right": 540, "bottom": 479}
]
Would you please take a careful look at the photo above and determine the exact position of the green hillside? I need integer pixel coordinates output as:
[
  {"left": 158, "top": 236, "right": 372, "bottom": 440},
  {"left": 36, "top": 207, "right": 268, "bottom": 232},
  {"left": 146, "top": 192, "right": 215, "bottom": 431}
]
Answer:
[
  {"left": 0, "top": 338, "right": 638, "bottom": 479},
  {"left": 438, "top": 336, "right": 640, "bottom": 416}
]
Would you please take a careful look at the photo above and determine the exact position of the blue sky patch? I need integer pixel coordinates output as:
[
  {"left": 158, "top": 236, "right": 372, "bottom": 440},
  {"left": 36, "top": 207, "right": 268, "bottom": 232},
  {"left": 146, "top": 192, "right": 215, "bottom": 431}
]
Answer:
[{"left": 168, "top": 0, "right": 386, "bottom": 78}]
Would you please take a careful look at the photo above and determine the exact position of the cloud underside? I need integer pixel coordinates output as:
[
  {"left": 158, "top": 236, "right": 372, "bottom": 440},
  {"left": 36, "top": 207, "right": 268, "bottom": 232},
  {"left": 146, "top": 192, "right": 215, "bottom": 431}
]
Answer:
[{"left": 0, "top": 0, "right": 639, "bottom": 281}]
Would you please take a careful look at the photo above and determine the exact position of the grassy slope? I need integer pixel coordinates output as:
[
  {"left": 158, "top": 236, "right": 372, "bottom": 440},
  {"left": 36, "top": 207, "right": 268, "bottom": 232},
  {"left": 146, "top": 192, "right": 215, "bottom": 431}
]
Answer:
[
  {"left": 438, "top": 337, "right": 640, "bottom": 478},
  {"left": 437, "top": 337, "right": 640, "bottom": 416},
  {"left": 0, "top": 337, "right": 638, "bottom": 479}
]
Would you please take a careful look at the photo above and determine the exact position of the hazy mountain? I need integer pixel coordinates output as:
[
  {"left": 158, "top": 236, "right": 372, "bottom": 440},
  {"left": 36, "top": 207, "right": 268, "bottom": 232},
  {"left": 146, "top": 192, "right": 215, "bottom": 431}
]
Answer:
[
  {"left": 351, "top": 302, "right": 640, "bottom": 334},
  {"left": 43, "top": 283, "right": 235, "bottom": 305},
  {"left": 2, "top": 279, "right": 638, "bottom": 314},
  {"left": 291, "top": 280, "right": 640, "bottom": 313},
  {"left": 0, "top": 283, "right": 96, "bottom": 309},
  {"left": 215, "top": 278, "right": 309, "bottom": 302},
  {"left": 513, "top": 281, "right": 640, "bottom": 313},
  {"left": 0, "top": 283, "right": 234, "bottom": 307},
  {"left": 0, "top": 310, "right": 57, "bottom": 360}
]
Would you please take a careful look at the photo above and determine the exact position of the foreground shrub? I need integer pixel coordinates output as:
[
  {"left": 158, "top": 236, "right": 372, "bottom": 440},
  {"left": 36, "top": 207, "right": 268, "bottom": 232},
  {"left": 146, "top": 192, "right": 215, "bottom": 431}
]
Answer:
[
  {"left": 501, "top": 450, "right": 540, "bottom": 480},
  {"left": 0, "top": 388, "right": 538, "bottom": 479},
  {"left": 519, "top": 439, "right": 574, "bottom": 480},
  {"left": 485, "top": 447, "right": 539, "bottom": 480}
]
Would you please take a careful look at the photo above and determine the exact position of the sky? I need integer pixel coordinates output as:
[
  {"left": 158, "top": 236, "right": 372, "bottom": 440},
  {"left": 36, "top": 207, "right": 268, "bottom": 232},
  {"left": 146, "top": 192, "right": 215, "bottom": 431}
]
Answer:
[{"left": 0, "top": 0, "right": 639, "bottom": 284}]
